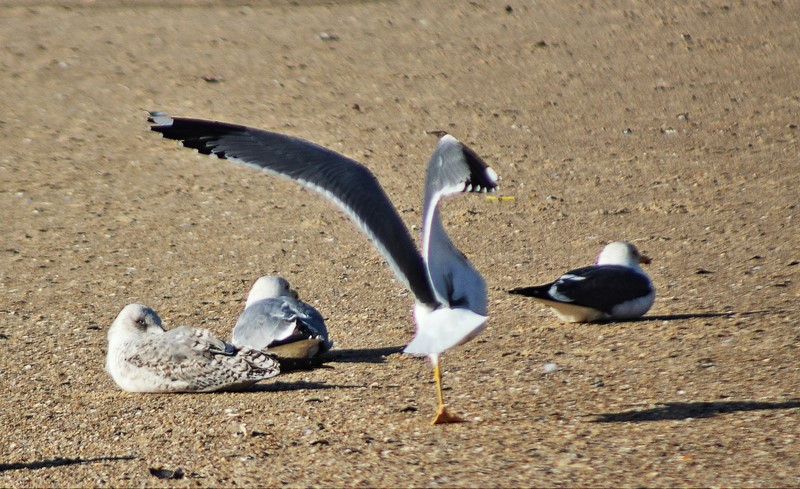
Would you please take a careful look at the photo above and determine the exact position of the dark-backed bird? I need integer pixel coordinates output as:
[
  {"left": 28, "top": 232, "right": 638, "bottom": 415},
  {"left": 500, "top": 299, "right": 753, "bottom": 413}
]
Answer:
[{"left": 509, "top": 241, "right": 655, "bottom": 322}]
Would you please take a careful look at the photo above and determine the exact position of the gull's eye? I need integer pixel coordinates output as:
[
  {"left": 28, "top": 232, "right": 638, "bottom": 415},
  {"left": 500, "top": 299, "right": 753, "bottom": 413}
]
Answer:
[{"left": 134, "top": 318, "right": 148, "bottom": 330}]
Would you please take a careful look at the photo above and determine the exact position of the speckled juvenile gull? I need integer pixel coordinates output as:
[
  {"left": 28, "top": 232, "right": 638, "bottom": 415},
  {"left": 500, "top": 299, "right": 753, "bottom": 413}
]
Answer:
[
  {"left": 148, "top": 113, "right": 499, "bottom": 423},
  {"left": 509, "top": 241, "right": 655, "bottom": 322},
  {"left": 106, "top": 303, "right": 280, "bottom": 393},
  {"left": 232, "top": 275, "right": 332, "bottom": 358}
]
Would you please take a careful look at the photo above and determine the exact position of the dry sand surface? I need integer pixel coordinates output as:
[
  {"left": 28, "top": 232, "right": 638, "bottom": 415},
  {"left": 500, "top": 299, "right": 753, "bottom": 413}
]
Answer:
[{"left": 1, "top": 0, "right": 798, "bottom": 486}]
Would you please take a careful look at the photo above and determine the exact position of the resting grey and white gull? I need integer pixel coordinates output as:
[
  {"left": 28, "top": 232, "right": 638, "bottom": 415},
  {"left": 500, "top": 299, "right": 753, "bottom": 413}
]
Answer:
[
  {"left": 106, "top": 303, "right": 281, "bottom": 393},
  {"left": 509, "top": 241, "right": 655, "bottom": 322},
  {"left": 148, "top": 112, "right": 499, "bottom": 424},
  {"left": 232, "top": 275, "right": 332, "bottom": 358}
]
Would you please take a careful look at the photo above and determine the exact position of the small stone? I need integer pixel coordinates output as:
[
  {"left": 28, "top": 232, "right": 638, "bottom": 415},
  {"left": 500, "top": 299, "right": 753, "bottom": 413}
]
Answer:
[
  {"left": 149, "top": 467, "right": 184, "bottom": 480},
  {"left": 318, "top": 32, "right": 339, "bottom": 41}
]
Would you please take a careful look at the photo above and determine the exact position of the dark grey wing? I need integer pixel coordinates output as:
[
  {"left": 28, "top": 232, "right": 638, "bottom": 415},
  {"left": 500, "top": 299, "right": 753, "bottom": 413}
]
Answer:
[
  {"left": 511, "top": 265, "right": 654, "bottom": 314},
  {"left": 508, "top": 283, "right": 554, "bottom": 300},
  {"left": 148, "top": 113, "right": 437, "bottom": 308}
]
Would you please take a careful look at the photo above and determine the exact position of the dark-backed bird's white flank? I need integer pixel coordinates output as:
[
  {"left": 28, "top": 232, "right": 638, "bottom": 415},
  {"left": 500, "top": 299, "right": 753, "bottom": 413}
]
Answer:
[
  {"left": 148, "top": 112, "right": 499, "bottom": 423},
  {"left": 232, "top": 275, "right": 332, "bottom": 359},
  {"left": 106, "top": 304, "right": 281, "bottom": 393},
  {"left": 509, "top": 241, "right": 655, "bottom": 322}
]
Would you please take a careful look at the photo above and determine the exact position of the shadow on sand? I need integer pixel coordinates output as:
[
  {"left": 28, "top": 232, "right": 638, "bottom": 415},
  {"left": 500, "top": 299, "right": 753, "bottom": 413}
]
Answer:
[
  {"left": 625, "top": 312, "right": 735, "bottom": 321},
  {"left": 250, "top": 380, "right": 370, "bottom": 393},
  {"left": 245, "top": 346, "right": 407, "bottom": 392},
  {"left": 594, "top": 309, "right": 787, "bottom": 323},
  {"left": 593, "top": 399, "right": 800, "bottom": 423},
  {"left": 0, "top": 456, "right": 135, "bottom": 472},
  {"left": 322, "top": 345, "right": 405, "bottom": 364}
]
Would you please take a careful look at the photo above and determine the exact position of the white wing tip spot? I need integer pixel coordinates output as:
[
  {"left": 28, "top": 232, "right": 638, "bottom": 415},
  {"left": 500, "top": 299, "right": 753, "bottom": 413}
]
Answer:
[{"left": 486, "top": 166, "right": 499, "bottom": 184}]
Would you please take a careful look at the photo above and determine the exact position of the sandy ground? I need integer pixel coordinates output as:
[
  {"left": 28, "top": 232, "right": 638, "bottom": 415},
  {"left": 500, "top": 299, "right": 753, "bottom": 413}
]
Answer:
[{"left": 1, "top": 0, "right": 798, "bottom": 486}]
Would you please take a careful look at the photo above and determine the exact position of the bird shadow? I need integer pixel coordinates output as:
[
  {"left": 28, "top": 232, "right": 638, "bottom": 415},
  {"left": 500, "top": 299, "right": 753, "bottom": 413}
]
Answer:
[
  {"left": 610, "top": 311, "right": 735, "bottom": 322},
  {"left": 250, "top": 380, "right": 368, "bottom": 393},
  {"left": 321, "top": 345, "right": 405, "bottom": 364},
  {"left": 275, "top": 356, "right": 332, "bottom": 373},
  {"left": 592, "top": 399, "right": 800, "bottom": 423},
  {"left": 0, "top": 455, "right": 135, "bottom": 472},
  {"left": 596, "top": 309, "right": 786, "bottom": 323}
]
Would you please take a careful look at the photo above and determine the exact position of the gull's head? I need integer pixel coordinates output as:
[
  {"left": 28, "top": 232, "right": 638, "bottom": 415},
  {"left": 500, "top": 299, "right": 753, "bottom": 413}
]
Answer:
[
  {"left": 109, "top": 303, "right": 164, "bottom": 342},
  {"left": 246, "top": 275, "right": 296, "bottom": 308},
  {"left": 427, "top": 134, "right": 499, "bottom": 198},
  {"left": 452, "top": 137, "right": 499, "bottom": 194},
  {"left": 596, "top": 241, "right": 651, "bottom": 268}
]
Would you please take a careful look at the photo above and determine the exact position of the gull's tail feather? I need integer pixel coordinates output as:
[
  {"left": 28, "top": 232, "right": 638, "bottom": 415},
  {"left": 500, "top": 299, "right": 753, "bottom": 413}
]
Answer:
[{"left": 404, "top": 307, "right": 487, "bottom": 355}]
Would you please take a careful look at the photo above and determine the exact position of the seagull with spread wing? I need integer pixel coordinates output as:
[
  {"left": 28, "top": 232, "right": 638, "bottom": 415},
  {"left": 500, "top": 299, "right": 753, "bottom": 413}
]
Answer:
[{"left": 147, "top": 113, "right": 499, "bottom": 423}]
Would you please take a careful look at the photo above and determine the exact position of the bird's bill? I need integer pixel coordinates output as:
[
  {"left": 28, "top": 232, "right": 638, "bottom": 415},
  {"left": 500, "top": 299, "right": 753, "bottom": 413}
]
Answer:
[{"left": 639, "top": 254, "right": 652, "bottom": 265}]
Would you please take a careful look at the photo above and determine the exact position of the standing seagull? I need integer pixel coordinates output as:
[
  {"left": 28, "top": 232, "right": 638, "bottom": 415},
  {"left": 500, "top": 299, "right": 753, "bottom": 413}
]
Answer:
[
  {"left": 106, "top": 303, "right": 281, "bottom": 393},
  {"left": 232, "top": 275, "right": 332, "bottom": 358},
  {"left": 509, "top": 241, "right": 655, "bottom": 322},
  {"left": 148, "top": 112, "right": 499, "bottom": 423}
]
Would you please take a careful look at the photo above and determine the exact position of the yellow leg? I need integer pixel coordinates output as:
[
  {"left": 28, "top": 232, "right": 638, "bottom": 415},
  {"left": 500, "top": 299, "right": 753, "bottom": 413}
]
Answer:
[{"left": 431, "top": 358, "right": 465, "bottom": 425}]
